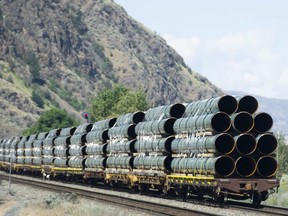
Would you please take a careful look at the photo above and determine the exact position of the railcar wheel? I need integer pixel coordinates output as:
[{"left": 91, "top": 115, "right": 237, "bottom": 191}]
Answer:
[
  {"left": 252, "top": 193, "right": 261, "bottom": 206},
  {"left": 176, "top": 186, "right": 188, "bottom": 199},
  {"left": 138, "top": 183, "right": 149, "bottom": 194}
]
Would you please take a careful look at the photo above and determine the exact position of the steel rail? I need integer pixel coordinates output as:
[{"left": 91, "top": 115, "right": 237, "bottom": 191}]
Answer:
[{"left": 0, "top": 173, "right": 214, "bottom": 216}]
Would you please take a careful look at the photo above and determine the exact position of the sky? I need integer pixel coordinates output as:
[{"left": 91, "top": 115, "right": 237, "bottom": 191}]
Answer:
[{"left": 114, "top": 0, "right": 288, "bottom": 100}]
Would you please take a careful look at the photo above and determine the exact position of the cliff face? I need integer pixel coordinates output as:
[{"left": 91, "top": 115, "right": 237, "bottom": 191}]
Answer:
[{"left": 0, "top": 0, "right": 223, "bottom": 138}]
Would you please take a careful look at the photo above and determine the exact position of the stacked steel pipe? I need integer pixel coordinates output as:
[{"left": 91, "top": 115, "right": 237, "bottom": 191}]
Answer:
[
  {"left": 170, "top": 95, "right": 277, "bottom": 178},
  {"left": 106, "top": 112, "right": 145, "bottom": 171},
  {"left": 0, "top": 94, "right": 277, "bottom": 181},
  {"left": 42, "top": 129, "right": 61, "bottom": 167},
  {"left": 16, "top": 136, "right": 28, "bottom": 165},
  {"left": 53, "top": 127, "right": 76, "bottom": 168},
  {"left": 85, "top": 118, "right": 116, "bottom": 170},
  {"left": 134, "top": 103, "right": 185, "bottom": 171},
  {"left": 69, "top": 124, "right": 92, "bottom": 169},
  {"left": 32, "top": 132, "right": 48, "bottom": 166}
]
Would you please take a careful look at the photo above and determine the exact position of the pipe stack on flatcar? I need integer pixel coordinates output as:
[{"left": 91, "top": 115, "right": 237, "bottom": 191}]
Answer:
[{"left": 0, "top": 95, "right": 280, "bottom": 205}]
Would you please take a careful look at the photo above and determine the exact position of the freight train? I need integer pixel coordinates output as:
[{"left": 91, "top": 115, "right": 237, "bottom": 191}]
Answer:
[{"left": 0, "top": 95, "right": 280, "bottom": 205}]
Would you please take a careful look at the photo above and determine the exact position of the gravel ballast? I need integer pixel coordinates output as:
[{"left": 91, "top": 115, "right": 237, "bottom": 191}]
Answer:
[{"left": 0, "top": 172, "right": 264, "bottom": 216}]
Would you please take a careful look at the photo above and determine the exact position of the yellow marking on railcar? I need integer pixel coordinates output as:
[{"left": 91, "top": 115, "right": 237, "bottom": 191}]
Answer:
[
  {"left": 31, "top": 166, "right": 41, "bottom": 169},
  {"left": 167, "top": 174, "right": 217, "bottom": 186}
]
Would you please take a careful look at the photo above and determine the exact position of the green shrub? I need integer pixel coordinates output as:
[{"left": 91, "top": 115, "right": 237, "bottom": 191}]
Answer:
[{"left": 32, "top": 90, "right": 44, "bottom": 108}]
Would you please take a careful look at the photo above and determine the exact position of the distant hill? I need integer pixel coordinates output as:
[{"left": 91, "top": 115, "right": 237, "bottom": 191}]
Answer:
[
  {"left": 227, "top": 91, "right": 288, "bottom": 136},
  {"left": 0, "top": 0, "right": 222, "bottom": 138}
]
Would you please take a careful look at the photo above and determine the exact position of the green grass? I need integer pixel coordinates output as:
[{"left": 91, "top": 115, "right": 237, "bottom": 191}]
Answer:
[{"left": 264, "top": 175, "right": 288, "bottom": 207}]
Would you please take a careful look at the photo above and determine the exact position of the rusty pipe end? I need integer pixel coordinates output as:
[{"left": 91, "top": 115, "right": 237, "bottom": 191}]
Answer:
[
  {"left": 235, "top": 133, "right": 257, "bottom": 155},
  {"left": 257, "top": 133, "right": 278, "bottom": 155},
  {"left": 231, "top": 111, "right": 254, "bottom": 133},
  {"left": 236, "top": 95, "right": 258, "bottom": 114},
  {"left": 218, "top": 95, "right": 238, "bottom": 114},
  {"left": 215, "top": 156, "right": 235, "bottom": 177},
  {"left": 257, "top": 156, "right": 278, "bottom": 177},
  {"left": 215, "top": 133, "right": 235, "bottom": 155},
  {"left": 211, "top": 112, "right": 232, "bottom": 133},
  {"left": 254, "top": 112, "right": 273, "bottom": 133},
  {"left": 236, "top": 156, "right": 257, "bottom": 177}
]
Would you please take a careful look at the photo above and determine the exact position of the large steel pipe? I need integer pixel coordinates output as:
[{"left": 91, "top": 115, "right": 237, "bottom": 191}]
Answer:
[
  {"left": 108, "top": 125, "right": 136, "bottom": 139},
  {"left": 43, "top": 138, "right": 56, "bottom": 147},
  {"left": 85, "top": 144, "right": 107, "bottom": 155},
  {"left": 106, "top": 156, "right": 133, "bottom": 169},
  {"left": 86, "top": 130, "right": 109, "bottom": 143},
  {"left": 68, "top": 157, "right": 85, "bottom": 168},
  {"left": 47, "top": 128, "right": 61, "bottom": 138},
  {"left": 197, "top": 133, "right": 235, "bottom": 155},
  {"left": 37, "top": 132, "right": 48, "bottom": 140},
  {"left": 235, "top": 95, "right": 258, "bottom": 114},
  {"left": 134, "top": 136, "right": 174, "bottom": 154},
  {"left": 170, "top": 156, "right": 235, "bottom": 177},
  {"left": 74, "top": 123, "right": 93, "bottom": 135},
  {"left": 257, "top": 156, "right": 278, "bottom": 177},
  {"left": 234, "top": 133, "right": 257, "bottom": 155},
  {"left": 33, "top": 140, "right": 43, "bottom": 148},
  {"left": 53, "top": 158, "right": 68, "bottom": 167},
  {"left": 59, "top": 127, "right": 76, "bottom": 137},
  {"left": 107, "top": 140, "right": 136, "bottom": 154},
  {"left": 32, "top": 157, "right": 42, "bottom": 165},
  {"left": 54, "top": 147, "right": 69, "bottom": 157},
  {"left": 69, "top": 146, "right": 84, "bottom": 156},
  {"left": 253, "top": 112, "right": 273, "bottom": 133},
  {"left": 235, "top": 157, "right": 257, "bottom": 177},
  {"left": 85, "top": 156, "right": 106, "bottom": 169},
  {"left": 42, "top": 157, "right": 54, "bottom": 165},
  {"left": 256, "top": 133, "right": 278, "bottom": 155},
  {"left": 135, "top": 118, "right": 176, "bottom": 136},
  {"left": 16, "top": 157, "right": 25, "bottom": 164},
  {"left": 173, "top": 112, "right": 231, "bottom": 134},
  {"left": 54, "top": 136, "right": 71, "bottom": 146},
  {"left": 145, "top": 103, "right": 185, "bottom": 121},
  {"left": 70, "top": 134, "right": 86, "bottom": 145},
  {"left": 32, "top": 148, "right": 42, "bottom": 157},
  {"left": 171, "top": 157, "right": 197, "bottom": 173},
  {"left": 230, "top": 112, "right": 254, "bottom": 133},
  {"left": 185, "top": 95, "right": 238, "bottom": 117},
  {"left": 43, "top": 148, "right": 54, "bottom": 156},
  {"left": 133, "top": 156, "right": 172, "bottom": 171},
  {"left": 171, "top": 133, "right": 235, "bottom": 155},
  {"left": 92, "top": 118, "right": 117, "bottom": 131},
  {"left": 116, "top": 111, "right": 145, "bottom": 126},
  {"left": 24, "top": 158, "right": 33, "bottom": 165},
  {"left": 201, "top": 156, "right": 235, "bottom": 177}
]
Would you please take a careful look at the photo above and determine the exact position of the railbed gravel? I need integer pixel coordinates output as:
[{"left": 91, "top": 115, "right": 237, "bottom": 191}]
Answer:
[{"left": 0, "top": 172, "right": 263, "bottom": 216}]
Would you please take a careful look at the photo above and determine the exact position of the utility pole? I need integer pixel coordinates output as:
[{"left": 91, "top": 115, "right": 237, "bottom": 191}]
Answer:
[{"left": 8, "top": 154, "right": 12, "bottom": 194}]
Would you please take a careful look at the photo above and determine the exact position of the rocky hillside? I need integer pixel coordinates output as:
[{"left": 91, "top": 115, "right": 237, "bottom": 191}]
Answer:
[{"left": 0, "top": 0, "right": 222, "bottom": 138}]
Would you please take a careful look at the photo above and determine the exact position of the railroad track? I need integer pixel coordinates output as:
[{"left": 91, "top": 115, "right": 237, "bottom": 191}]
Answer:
[
  {"left": 0, "top": 173, "right": 213, "bottom": 216},
  {"left": 227, "top": 200, "right": 288, "bottom": 216},
  {"left": 1, "top": 172, "right": 287, "bottom": 216}
]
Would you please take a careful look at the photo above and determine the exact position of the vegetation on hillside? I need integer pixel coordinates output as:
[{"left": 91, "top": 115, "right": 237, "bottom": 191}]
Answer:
[
  {"left": 23, "top": 108, "right": 79, "bottom": 135},
  {"left": 277, "top": 133, "right": 288, "bottom": 176},
  {"left": 23, "top": 86, "right": 149, "bottom": 135},
  {"left": 89, "top": 85, "right": 150, "bottom": 122},
  {"left": 264, "top": 133, "right": 288, "bottom": 207}
]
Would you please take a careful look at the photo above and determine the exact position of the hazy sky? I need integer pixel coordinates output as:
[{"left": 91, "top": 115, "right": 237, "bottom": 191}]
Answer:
[{"left": 114, "top": 0, "right": 288, "bottom": 100}]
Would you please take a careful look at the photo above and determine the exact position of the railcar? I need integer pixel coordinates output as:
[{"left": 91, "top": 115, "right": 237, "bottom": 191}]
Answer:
[{"left": 0, "top": 95, "right": 280, "bottom": 206}]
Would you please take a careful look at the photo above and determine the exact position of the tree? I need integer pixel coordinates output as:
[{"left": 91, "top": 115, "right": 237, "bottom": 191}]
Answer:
[
  {"left": 89, "top": 85, "right": 149, "bottom": 121},
  {"left": 277, "top": 132, "right": 288, "bottom": 176},
  {"left": 23, "top": 108, "right": 79, "bottom": 135},
  {"left": 31, "top": 90, "right": 44, "bottom": 108},
  {"left": 25, "top": 52, "right": 40, "bottom": 79}
]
